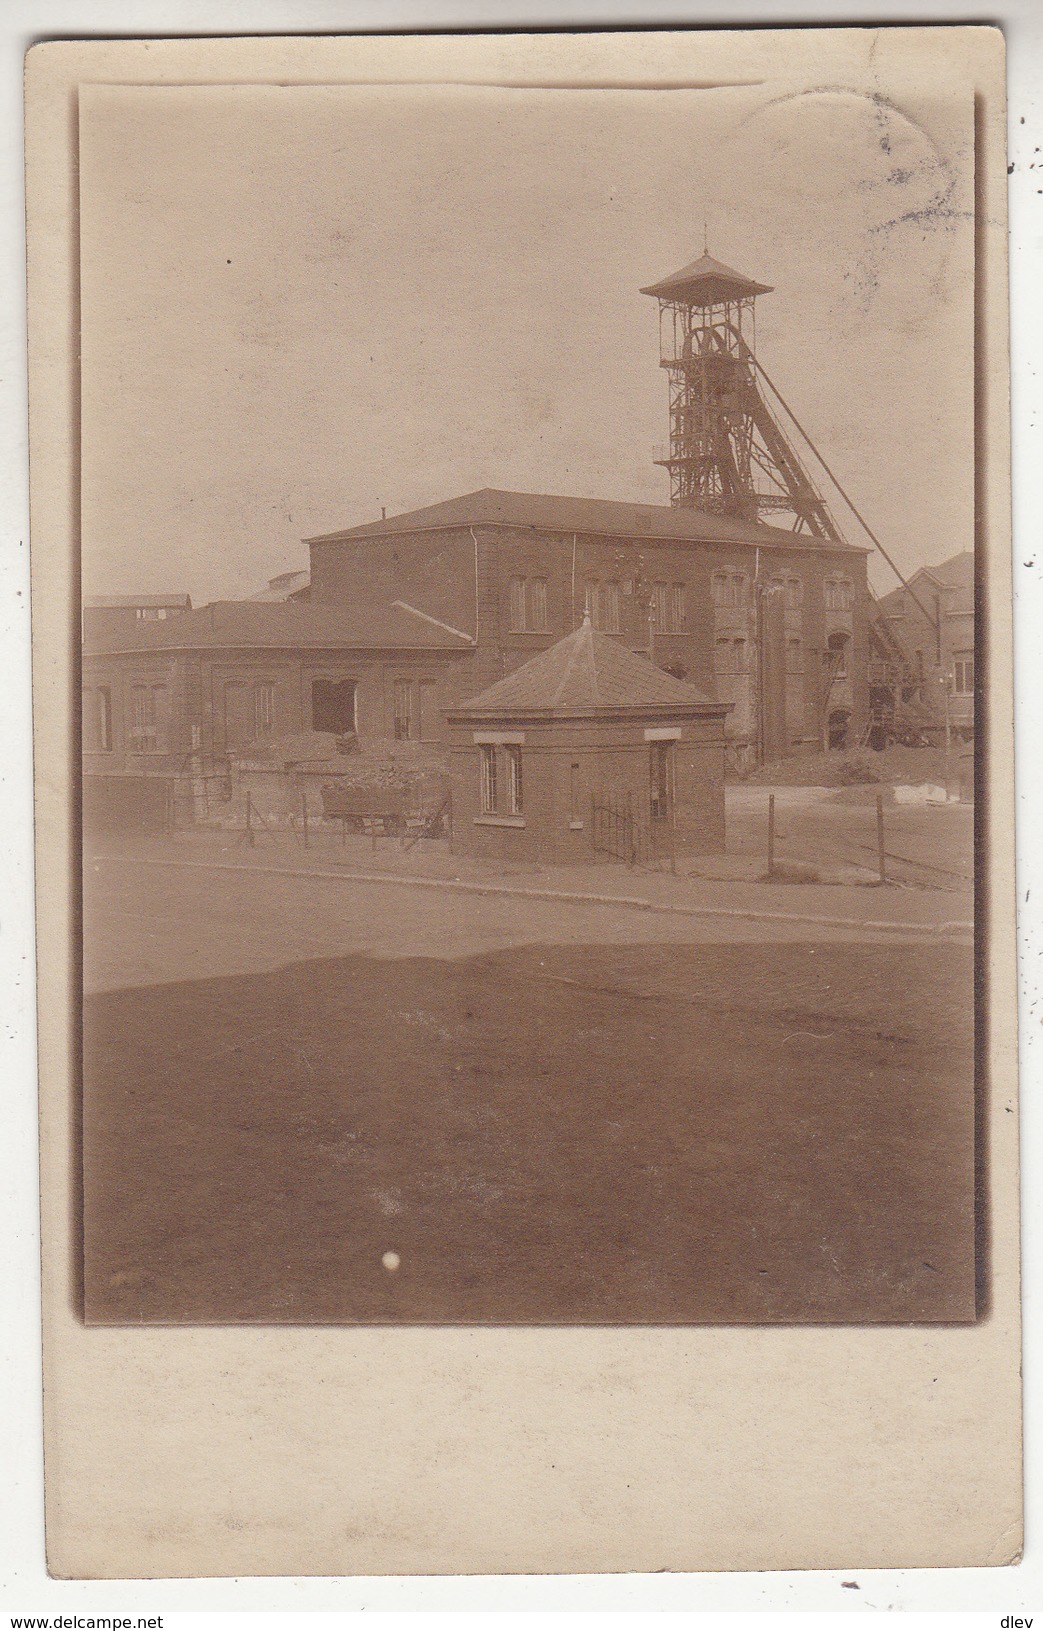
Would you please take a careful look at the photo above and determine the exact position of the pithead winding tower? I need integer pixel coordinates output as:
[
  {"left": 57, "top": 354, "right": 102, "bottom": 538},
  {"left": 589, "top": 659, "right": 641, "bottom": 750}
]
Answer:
[{"left": 641, "top": 252, "right": 841, "bottom": 539}]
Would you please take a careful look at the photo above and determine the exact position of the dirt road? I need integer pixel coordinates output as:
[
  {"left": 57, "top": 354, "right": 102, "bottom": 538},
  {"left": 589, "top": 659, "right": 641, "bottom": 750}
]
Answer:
[{"left": 82, "top": 852, "right": 977, "bottom": 1326}]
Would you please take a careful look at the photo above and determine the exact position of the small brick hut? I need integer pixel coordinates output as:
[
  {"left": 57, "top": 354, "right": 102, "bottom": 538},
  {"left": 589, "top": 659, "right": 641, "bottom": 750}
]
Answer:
[{"left": 446, "top": 615, "right": 730, "bottom": 864}]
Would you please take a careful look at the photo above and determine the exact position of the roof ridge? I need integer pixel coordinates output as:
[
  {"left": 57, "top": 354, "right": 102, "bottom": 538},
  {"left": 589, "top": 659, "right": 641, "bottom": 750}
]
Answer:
[{"left": 550, "top": 623, "right": 591, "bottom": 707}]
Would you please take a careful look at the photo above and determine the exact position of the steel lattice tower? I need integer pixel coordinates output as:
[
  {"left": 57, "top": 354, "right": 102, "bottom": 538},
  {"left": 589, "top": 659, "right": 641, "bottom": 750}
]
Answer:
[{"left": 641, "top": 253, "right": 840, "bottom": 538}]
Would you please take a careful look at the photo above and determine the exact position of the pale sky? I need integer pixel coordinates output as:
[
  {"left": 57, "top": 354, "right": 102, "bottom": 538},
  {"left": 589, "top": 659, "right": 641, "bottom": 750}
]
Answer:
[{"left": 79, "top": 73, "right": 975, "bottom": 604}]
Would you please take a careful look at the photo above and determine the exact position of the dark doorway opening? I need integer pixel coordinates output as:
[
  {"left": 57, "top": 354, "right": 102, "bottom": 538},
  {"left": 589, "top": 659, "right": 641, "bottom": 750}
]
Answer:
[
  {"left": 828, "top": 707, "right": 851, "bottom": 751},
  {"left": 312, "top": 679, "right": 357, "bottom": 735},
  {"left": 649, "top": 741, "right": 674, "bottom": 825},
  {"left": 661, "top": 661, "right": 688, "bottom": 682}
]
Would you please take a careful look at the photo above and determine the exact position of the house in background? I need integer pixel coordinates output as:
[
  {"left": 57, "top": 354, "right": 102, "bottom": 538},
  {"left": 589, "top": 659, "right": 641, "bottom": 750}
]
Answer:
[
  {"left": 82, "top": 592, "right": 192, "bottom": 644},
  {"left": 249, "top": 569, "right": 311, "bottom": 603},
  {"left": 876, "top": 551, "right": 975, "bottom": 739}
]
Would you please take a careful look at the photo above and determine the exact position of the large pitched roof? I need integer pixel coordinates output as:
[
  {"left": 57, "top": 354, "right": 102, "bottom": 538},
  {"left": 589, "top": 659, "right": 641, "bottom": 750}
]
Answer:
[
  {"left": 639, "top": 253, "right": 774, "bottom": 307},
  {"left": 450, "top": 619, "right": 726, "bottom": 716},
  {"left": 307, "top": 487, "right": 860, "bottom": 553},
  {"left": 81, "top": 596, "right": 474, "bottom": 655}
]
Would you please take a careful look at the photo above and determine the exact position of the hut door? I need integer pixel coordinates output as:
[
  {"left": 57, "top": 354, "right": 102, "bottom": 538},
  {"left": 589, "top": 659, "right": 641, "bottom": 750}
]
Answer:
[{"left": 649, "top": 741, "right": 674, "bottom": 826}]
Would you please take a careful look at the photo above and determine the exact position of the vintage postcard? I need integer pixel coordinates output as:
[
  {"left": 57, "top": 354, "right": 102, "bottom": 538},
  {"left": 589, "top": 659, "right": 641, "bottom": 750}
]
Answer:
[{"left": 28, "top": 27, "right": 1020, "bottom": 1577}]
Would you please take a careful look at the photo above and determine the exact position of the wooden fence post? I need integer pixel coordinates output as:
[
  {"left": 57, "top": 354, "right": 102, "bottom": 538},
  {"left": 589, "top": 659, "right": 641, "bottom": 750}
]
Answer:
[
  {"left": 767, "top": 793, "right": 775, "bottom": 880},
  {"left": 877, "top": 792, "right": 886, "bottom": 885}
]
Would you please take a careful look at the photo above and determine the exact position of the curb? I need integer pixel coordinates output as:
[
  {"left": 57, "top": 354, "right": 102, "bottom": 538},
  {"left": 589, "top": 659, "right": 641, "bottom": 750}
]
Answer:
[{"left": 100, "top": 854, "right": 973, "bottom": 940}]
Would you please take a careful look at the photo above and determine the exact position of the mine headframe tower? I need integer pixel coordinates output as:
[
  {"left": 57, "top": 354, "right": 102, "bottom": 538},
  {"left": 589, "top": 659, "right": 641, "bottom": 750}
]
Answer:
[{"left": 640, "top": 252, "right": 840, "bottom": 538}]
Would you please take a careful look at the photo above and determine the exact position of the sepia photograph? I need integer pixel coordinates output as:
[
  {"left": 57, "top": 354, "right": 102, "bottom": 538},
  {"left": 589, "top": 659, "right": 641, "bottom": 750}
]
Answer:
[
  {"left": 24, "top": 23, "right": 1024, "bottom": 1583},
  {"left": 75, "top": 65, "right": 982, "bottom": 1331}
]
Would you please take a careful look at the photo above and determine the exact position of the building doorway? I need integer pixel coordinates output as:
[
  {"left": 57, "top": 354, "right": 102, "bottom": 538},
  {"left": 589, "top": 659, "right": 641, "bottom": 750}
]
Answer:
[
  {"left": 649, "top": 740, "right": 674, "bottom": 825},
  {"left": 312, "top": 679, "right": 357, "bottom": 735},
  {"left": 828, "top": 708, "right": 851, "bottom": 751}
]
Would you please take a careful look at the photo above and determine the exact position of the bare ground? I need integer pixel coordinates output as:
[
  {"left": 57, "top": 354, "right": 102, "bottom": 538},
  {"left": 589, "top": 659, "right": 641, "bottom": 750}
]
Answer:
[{"left": 81, "top": 852, "right": 976, "bottom": 1327}]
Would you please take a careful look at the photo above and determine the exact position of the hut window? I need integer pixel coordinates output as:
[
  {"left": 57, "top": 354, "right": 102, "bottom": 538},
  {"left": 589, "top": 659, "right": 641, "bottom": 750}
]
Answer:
[
  {"left": 953, "top": 652, "right": 974, "bottom": 694},
  {"left": 505, "top": 745, "right": 523, "bottom": 815},
  {"left": 479, "top": 745, "right": 498, "bottom": 814},
  {"left": 98, "top": 687, "right": 113, "bottom": 751},
  {"left": 253, "top": 681, "right": 275, "bottom": 735},
  {"left": 393, "top": 679, "right": 414, "bottom": 740}
]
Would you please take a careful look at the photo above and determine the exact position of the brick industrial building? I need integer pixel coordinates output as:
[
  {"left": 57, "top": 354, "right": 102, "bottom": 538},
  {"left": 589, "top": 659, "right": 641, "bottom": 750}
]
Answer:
[{"left": 81, "top": 252, "right": 921, "bottom": 831}]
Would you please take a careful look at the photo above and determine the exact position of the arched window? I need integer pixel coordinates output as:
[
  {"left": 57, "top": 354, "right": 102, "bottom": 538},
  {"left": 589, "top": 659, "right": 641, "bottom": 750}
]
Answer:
[
  {"left": 712, "top": 569, "right": 748, "bottom": 609},
  {"left": 826, "top": 630, "right": 850, "bottom": 680},
  {"left": 824, "top": 575, "right": 854, "bottom": 612}
]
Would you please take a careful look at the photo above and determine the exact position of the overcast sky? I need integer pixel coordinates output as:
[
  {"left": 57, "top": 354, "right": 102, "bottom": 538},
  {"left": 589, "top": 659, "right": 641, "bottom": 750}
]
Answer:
[{"left": 79, "top": 69, "right": 974, "bottom": 603}]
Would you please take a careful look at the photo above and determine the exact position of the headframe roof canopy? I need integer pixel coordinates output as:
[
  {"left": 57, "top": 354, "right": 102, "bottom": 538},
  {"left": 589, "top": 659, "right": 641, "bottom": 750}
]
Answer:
[{"left": 640, "top": 252, "right": 773, "bottom": 307}]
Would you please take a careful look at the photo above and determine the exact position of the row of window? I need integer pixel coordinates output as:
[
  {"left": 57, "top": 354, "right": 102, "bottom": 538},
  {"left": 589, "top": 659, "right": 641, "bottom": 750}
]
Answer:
[
  {"left": 509, "top": 575, "right": 690, "bottom": 636},
  {"left": 83, "top": 676, "right": 443, "bottom": 753},
  {"left": 713, "top": 634, "right": 851, "bottom": 679},
  {"left": 509, "top": 571, "right": 856, "bottom": 627},
  {"left": 713, "top": 570, "right": 854, "bottom": 611}
]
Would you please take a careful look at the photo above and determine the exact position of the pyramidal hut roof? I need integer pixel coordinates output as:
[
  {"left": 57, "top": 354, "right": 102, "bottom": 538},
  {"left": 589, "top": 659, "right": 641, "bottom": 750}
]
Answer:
[
  {"left": 640, "top": 252, "right": 773, "bottom": 307},
  {"left": 450, "top": 618, "right": 727, "bottom": 717}
]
